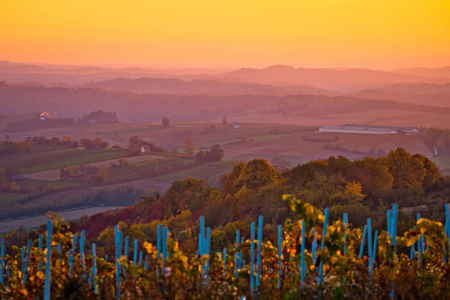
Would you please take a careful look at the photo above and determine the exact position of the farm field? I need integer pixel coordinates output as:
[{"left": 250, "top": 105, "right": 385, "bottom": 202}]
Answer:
[
  {"left": 0, "top": 206, "right": 123, "bottom": 233},
  {"left": 222, "top": 108, "right": 450, "bottom": 129},
  {"left": 1, "top": 120, "right": 448, "bottom": 225},
  {"left": 0, "top": 147, "right": 128, "bottom": 174},
  {"left": 3, "top": 121, "right": 436, "bottom": 164},
  {"left": 431, "top": 157, "right": 450, "bottom": 176},
  {"left": 92, "top": 178, "right": 171, "bottom": 195},
  {"left": 154, "top": 160, "right": 237, "bottom": 185},
  {"left": 22, "top": 154, "right": 162, "bottom": 181}
]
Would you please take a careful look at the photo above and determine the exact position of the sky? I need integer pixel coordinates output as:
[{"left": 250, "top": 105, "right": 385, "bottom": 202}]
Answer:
[{"left": 1, "top": 0, "right": 449, "bottom": 69}]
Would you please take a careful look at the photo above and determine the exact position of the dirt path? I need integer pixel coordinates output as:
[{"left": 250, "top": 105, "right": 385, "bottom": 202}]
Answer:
[{"left": 22, "top": 155, "right": 161, "bottom": 181}]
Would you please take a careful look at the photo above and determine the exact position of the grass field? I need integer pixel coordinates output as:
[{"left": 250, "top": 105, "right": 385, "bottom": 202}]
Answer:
[
  {"left": 0, "top": 178, "right": 83, "bottom": 208},
  {"left": 22, "top": 154, "right": 163, "bottom": 181},
  {"left": 102, "top": 125, "right": 164, "bottom": 136},
  {"left": 253, "top": 133, "right": 290, "bottom": 142},
  {"left": 154, "top": 160, "right": 237, "bottom": 185},
  {"left": 0, "top": 148, "right": 128, "bottom": 174},
  {"left": 430, "top": 157, "right": 450, "bottom": 175},
  {"left": 0, "top": 193, "right": 25, "bottom": 207},
  {"left": 106, "top": 157, "right": 186, "bottom": 183},
  {"left": 18, "top": 178, "right": 80, "bottom": 190}
]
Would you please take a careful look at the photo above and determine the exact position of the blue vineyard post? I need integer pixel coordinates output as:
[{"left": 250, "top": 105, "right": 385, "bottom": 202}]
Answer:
[
  {"left": 318, "top": 208, "right": 329, "bottom": 285},
  {"left": 250, "top": 222, "right": 255, "bottom": 296},
  {"left": 256, "top": 216, "right": 263, "bottom": 290},
  {"left": 44, "top": 221, "right": 52, "bottom": 300},
  {"left": 277, "top": 224, "right": 282, "bottom": 289}
]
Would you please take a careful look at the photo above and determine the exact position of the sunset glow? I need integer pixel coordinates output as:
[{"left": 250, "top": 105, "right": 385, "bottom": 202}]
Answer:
[{"left": 1, "top": 0, "right": 449, "bottom": 68}]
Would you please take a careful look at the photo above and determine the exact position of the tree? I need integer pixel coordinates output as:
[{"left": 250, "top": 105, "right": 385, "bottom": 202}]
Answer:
[
  {"left": 100, "top": 141, "right": 109, "bottom": 149},
  {"left": 235, "top": 159, "right": 279, "bottom": 191},
  {"left": 94, "top": 137, "right": 104, "bottom": 147},
  {"left": 15, "top": 141, "right": 32, "bottom": 153},
  {"left": 195, "top": 145, "right": 224, "bottom": 163},
  {"left": 221, "top": 162, "right": 246, "bottom": 194},
  {"left": 382, "top": 148, "right": 426, "bottom": 193},
  {"left": 341, "top": 181, "right": 365, "bottom": 205},
  {"left": 183, "top": 136, "right": 196, "bottom": 154},
  {"left": 413, "top": 154, "right": 441, "bottom": 189},
  {"left": 129, "top": 135, "right": 142, "bottom": 146},
  {"left": 222, "top": 117, "right": 227, "bottom": 126},
  {"left": 195, "top": 151, "right": 205, "bottom": 163},
  {"left": 62, "top": 136, "right": 72, "bottom": 143},
  {"left": 50, "top": 137, "right": 60, "bottom": 146},
  {"left": 347, "top": 157, "right": 393, "bottom": 199},
  {"left": 119, "top": 158, "right": 130, "bottom": 167},
  {"left": 162, "top": 117, "right": 170, "bottom": 127},
  {"left": 127, "top": 145, "right": 141, "bottom": 156},
  {"left": 9, "top": 181, "right": 20, "bottom": 192},
  {"left": 88, "top": 166, "right": 110, "bottom": 185},
  {"left": 60, "top": 165, "right": 81, "bottom": 179},
  {"left": 94, "top": 137, "right": 108, "bottom": 149},
  {"left": 172, "top": 146, "right": 179, "bottom": 153},
  {"left": 80, "top": 138, "right": 96, "bottom": 149},
  {"left": 210, "top": 144, "right": 224, "bottom": 162}
]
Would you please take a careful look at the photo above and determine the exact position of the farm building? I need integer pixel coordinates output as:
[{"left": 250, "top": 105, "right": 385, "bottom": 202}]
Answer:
[
  {"left": 232, "top": 123, "right": 242, "bottom": 129},
  {"left": 319, "top": 125, "right": 398, "bottom": 135},
  {"left": 39, "top": 111, "right": 54, "bottom": 120},
  {"left": 140, "top": 145, "right": 151, "bottom": 152}
]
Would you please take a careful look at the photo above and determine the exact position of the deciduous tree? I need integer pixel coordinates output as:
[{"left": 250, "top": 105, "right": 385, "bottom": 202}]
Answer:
[
  {"left": 183, "top": 136, "right": 196, "bottom": 154},
  {"left": 162, "top": 116, "right": 170, "bottom": 127}
]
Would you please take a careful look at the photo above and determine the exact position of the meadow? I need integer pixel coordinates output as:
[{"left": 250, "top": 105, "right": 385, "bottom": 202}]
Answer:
[{"left": 0, "top": 147, "right": 127, "bottom": 174}]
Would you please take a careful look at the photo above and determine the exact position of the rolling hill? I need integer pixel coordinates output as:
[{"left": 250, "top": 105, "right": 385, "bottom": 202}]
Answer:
[
  {"left": 85, "top": 77, "right": 333, "bottom": 96},
  {"left": 222, "top": 65, "right": 447, "bottom": 91}
]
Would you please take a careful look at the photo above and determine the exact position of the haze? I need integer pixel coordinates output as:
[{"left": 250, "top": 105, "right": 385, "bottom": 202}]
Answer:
[{"left": 1, "top": 0, "right": 450, "bottom": 69}]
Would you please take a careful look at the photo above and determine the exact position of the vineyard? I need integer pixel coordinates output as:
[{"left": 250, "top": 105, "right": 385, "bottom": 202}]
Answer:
[{"left": 1, "top": 196, "right": 450, "bottom": 299}]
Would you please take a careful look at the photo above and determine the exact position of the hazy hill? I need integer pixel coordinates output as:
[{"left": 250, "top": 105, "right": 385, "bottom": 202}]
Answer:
[
  {"left": 392, "top": 66, "right": 450, "bottom": 79},
  {"left": 2, "top": 61, "right": 449, "bottom": 94},
  {"left": 354, "top": 83, "right": 450, "bottom": 107},
  {"left": 1, "top": 83, "right": 450, "bottom": 128},
  {"left": 223, "top": 65, "right": 446, "bottom": 91},
  {"left": 85, "top": 77, "right": 334, "bottom": 96},
  {"left": 0, "top": 61, "right": 228, "bottom": 86}
]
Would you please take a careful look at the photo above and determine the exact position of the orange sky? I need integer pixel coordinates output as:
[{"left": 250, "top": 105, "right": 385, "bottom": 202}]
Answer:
[{"left": 1, "top": 0, "right": 449, "bottom": 69}]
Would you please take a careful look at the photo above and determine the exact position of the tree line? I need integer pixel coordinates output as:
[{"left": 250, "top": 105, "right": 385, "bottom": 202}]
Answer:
[
  {"left": 62, "top": 147, "right": 448, "bottom": 255},
  {"left": 4, "top": 110, "right": 118, "bottom": 132}
]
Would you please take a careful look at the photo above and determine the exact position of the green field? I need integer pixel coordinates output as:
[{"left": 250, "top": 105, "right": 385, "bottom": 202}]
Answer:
[
  {"left": 154, "top": 160, "right": 237, "bottom": 185},
  {"left": 102, "top": 126, "right": 163, "bottom": 136},
  {"left": 253, "top": 133, "right": 291, "bottom": 142},
  {"left": 106, "top": 157, "right": 187, "bottom": 183},
  {"left": 431, "top": 157, "right": 450, "bottom": 175},
  {"left": 19, "top": 178, "right": 81, "bottom": 190},
  {"left": 0, "top": 148, "right": 128, "bottom": 174},
  {"left": 0, "top": 193, "right": 25, "bottom": 207},
  {"left": 0, "top": 178, "right": 83, "bottom": 208}
]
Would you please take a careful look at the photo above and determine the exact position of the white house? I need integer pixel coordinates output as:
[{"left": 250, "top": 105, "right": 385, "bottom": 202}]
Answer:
[
  {"left": 39, "top": 111, "right": 54, "bottom": 120},
  {"left": 140, "top": 145, "right": 150, "bottom": 152}
]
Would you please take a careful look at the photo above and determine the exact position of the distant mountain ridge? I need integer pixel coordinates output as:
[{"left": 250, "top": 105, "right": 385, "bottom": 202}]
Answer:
[
  {"left": 354, "top": 83, "right": 450, "bottom": 107},
  {"left": 85, "top": 77, "right": 334, "bottom": 96},
  {"left": 2, "top": 61, "right": 449, "bottom": 91},
  {"left": 392, "top": 66, "right": 450, "bottom": 78},
  {"left": 1, "top": 83, "right": 450, "bottom": 128},
  {"left": 223, "top": 65, "right": 448, "bottom": 91}
]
